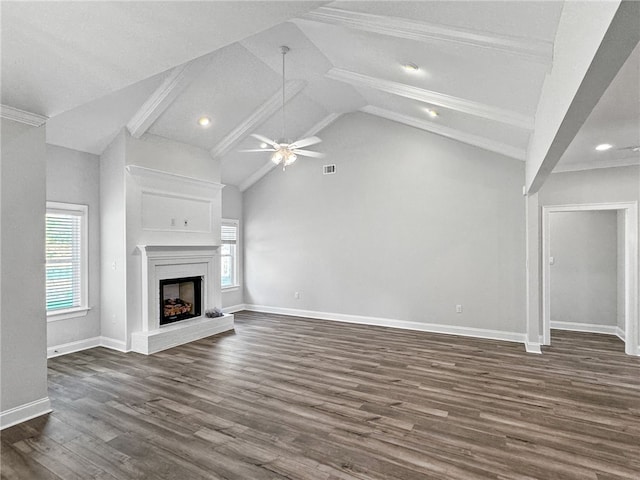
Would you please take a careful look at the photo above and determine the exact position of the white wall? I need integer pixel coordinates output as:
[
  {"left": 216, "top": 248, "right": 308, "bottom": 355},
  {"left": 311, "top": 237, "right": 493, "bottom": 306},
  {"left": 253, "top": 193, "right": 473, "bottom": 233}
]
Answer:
[
  {"left": 244, "top": 112, "right": 526, "bottom": 335},
  {"left": 46, "top": 145, "right": 101, "bottom": 347},
  {"left": 222, "top": 185, "right": 243, "bottom": 309},
  {"left": 550, "top": 211, "right": 617, "bottom": 326},
  {"left": 100, "top": 130, "right": 222, "bottom": 349},
  {"left": 0, "top": 119, "right": 50, "bottom": 425},
  {"left": 124, "top": 133, "right": 221, "bottom": 343},
  {"left": 100, "top": 130, "right": 127, "bottom": 347}
]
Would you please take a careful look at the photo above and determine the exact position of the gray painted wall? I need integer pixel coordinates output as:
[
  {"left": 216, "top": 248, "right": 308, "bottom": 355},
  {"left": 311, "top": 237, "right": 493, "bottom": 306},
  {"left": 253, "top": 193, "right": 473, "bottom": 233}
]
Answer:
[
  {"left": 550, "top": 211, "right": 618, "bottom": 326},
  {"left": 244, "top": 112, "right": 527, "bottom": 334},
  {"left": 1, "top": 119, "right": 49, "bottom": 414},
  {"left": 222, "top": 185, "right": 243, "bottom": 308},
  {"left": 46, "top": 145, "right": 101, "bottom": 347}
]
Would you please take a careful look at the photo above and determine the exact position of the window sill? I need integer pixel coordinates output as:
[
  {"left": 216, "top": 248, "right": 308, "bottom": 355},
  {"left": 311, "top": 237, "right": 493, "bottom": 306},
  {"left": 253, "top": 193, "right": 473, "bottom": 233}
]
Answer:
[
  {"left": 221, "top": 286, "right": 241, "bottom": 293},
  {"left": 47, "top": 307, "right": 90, "bottom": 322}
]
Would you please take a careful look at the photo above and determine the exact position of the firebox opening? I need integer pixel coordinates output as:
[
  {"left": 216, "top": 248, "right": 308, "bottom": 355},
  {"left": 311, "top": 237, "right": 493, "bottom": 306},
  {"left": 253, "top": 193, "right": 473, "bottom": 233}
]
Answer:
[{"left": 160, "top": 276, "right": 202, "bottom": 326}]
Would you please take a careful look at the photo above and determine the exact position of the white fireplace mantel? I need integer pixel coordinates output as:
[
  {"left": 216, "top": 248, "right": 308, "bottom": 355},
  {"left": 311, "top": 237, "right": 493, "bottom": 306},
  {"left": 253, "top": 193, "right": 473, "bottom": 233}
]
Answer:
[{"left": 131, "top": 244, "right": 233, "bottom": 354}]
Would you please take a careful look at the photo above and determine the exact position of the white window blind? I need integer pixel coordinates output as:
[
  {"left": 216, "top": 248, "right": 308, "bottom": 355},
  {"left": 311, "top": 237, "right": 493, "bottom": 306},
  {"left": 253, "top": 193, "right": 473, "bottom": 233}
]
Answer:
[
  {"left": 221, "top": 224, "right": 237, "bottom": 244},
  {"left": 221, "top": 220, "right": 239, "bottom": 288},
  {"left": 46, "top": 203, "right": 87, "bottom": 313}
]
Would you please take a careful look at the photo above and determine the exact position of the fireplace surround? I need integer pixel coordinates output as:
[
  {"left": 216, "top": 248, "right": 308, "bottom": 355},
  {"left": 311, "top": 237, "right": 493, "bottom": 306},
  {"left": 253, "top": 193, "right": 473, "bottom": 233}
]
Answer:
[{"left": 130, "top": 245, "right": 233, "bottom": 354}]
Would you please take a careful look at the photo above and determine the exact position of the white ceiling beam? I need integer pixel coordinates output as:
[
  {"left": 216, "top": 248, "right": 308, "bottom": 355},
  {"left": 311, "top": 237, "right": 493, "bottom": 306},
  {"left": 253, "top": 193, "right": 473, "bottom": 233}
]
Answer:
[
  {"left": 126, "top": 55, "right": 212, "bottom": 138},
  {"left": 327, "top": 68, "right": 534, "bottom": 130},
  {"left": 212, "top": 80, "right": 307, "bottom": 160},
  {"left": 238, "top": 112, "right": 342, "bottom": 192},
  {"left": 0, "top": 105, "right": 48, "bottom": 127},
  {"left": 361, "top": 105, "right": 526, "bottom": 161},
  {"left": 300, "top": 7, "right": 553, "bottom": 66}
]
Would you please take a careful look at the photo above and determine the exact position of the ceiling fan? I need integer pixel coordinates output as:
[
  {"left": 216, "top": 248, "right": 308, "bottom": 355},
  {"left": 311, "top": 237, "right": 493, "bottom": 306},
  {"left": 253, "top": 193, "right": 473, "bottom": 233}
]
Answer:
[{"left": 240, "top": 46, "right": 325, "bottom": 170}]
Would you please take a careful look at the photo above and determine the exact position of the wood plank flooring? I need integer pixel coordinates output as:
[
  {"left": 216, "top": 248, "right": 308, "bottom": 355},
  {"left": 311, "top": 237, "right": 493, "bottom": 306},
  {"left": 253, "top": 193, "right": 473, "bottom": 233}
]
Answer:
[{"left": 2, "top": 311, "right": 639, "bottom": 479}]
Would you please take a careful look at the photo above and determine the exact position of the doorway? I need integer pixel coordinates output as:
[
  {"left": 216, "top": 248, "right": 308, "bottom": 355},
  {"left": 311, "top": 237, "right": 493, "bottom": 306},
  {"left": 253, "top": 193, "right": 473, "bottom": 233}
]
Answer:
[{"left": 542, "top": 202, "right": 638, "bottom": 355}]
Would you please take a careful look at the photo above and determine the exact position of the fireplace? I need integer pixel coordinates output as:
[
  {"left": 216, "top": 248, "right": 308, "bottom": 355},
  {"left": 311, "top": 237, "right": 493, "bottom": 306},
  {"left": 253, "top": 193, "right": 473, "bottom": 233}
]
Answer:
[
  {"left": 132, "top": 245, "right": 233, "bottom": 355},
  {"left": 159, "top": 276, "right": 202, "bottom": 325}
]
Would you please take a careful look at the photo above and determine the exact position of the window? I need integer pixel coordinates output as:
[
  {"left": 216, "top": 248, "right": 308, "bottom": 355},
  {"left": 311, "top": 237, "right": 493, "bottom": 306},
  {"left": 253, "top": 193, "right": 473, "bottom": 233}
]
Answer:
[
  {"left": 221, "top": 220, "right": 239, "bottom": 289},
  {"left": 46, "top": 202, "right": 88, "bottom": 320}
]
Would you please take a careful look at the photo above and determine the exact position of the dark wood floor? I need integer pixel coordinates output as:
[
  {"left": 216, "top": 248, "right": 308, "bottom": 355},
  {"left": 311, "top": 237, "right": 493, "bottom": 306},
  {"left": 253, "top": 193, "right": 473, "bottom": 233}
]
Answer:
[{"left": 2, "top": 312, "right": 639, "bottom": 480}]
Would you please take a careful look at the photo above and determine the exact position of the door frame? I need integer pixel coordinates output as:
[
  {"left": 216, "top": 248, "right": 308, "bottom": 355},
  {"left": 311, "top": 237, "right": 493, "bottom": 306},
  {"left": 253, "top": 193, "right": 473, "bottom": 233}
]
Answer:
[{"left": 542, "top": 202, "right": 638, "bottom": 355}]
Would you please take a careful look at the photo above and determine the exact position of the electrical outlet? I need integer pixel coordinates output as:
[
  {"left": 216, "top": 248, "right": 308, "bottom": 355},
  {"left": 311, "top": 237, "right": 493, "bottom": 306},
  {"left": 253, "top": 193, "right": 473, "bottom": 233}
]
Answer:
[
  {"left": 184, "top": 219, "right": 188, "bottom": 227},
  {"left": 456, "top": 305, "right": 463, "bottom": 313},
  {"left": 171, "top": 218, "right": 176, "bottom": 227},
  {"left": 294, "top": 291, "right": 300, "bottom": 299}
]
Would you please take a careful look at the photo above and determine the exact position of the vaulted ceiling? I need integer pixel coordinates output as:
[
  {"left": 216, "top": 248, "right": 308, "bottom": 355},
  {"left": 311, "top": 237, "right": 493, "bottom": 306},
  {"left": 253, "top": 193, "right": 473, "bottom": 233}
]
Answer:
[{"left": 2, "top": 1, "right": 638, "bottom": 190}]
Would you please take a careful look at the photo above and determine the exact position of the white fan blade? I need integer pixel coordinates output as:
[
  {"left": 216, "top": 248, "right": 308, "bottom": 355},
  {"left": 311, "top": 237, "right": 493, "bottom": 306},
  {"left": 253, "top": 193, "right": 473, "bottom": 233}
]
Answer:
[
  {"left": 292, "top": 149, "right": 325, "bottom": 158},
  {"left": 250, "top": 134, "right": 279, "bottom": 148},
  {"left": 289, "top": 136, "right": 322, "bottom": 149},
  {"left": 239, "top": 148, "right": 275, "bottom": 153}
]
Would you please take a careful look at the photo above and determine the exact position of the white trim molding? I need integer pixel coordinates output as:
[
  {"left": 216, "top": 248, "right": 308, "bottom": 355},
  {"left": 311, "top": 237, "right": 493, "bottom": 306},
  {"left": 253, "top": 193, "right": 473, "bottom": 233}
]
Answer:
[
  {"left": 47, "top": 336, "right": 129, "bottom": 357},
  {"left": 127, "top": 56, "right": 212, "bottom": 138},
  {"left": 542, "top": 202, "right": 639, "bottom": 356},
  {"left": 524, "top": 341, "right": 542, "bottom": 354},
  {"left": 0, "top": 104, "right": 48, "bottom": 127},
  {"left": 552, "top": 158, "right": 640, "bottom": 174},
  {"left": 299, "top": 7, "right": 553, "bottom": 66},
  {"left": 0, "top": 397, "right": 52, "bottom": 430},
  {"left": 361, "top": 105, "right": 525, "bottom": 160},
  {"left": 99, "top": 336, "right": 129, "bottom": 353},
  {"left": 328, "top": 68, "right": 534, "bottom": 130},
  {"left": 244, "top": 304, "right": 526, "bottom": 345},
  {"left": 238, "top": 113, "right": 343, "bottom": 192},
  {"left": 551, "top": 321, "right": 620, "bottom": 336},
  {"left": 212, "top": 80, "right": 306, "bottom": 159},
  {"left": 48, "top": 336, "right": 101, "bottom": 358},
  {"left": 222, "top": 303, "right": 247, "bottom": 314}
]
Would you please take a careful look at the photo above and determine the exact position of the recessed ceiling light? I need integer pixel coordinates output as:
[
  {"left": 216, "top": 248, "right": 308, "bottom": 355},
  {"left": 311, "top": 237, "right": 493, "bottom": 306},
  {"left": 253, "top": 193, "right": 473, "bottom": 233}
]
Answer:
[
  {"left": 595, "top": 143, "right": 612, "bottom": 151},
  {"left": 260, "top": 142, "right": 268, "bottom": 149},
  {"left": 197, "top": 116, "right": 211, "bottom": 127},
  {"left": 426, "top": 108, "right": 439, "bottom": 118},
  {"left": 402, "top": 63, "right": 419, "bottom": 72}
]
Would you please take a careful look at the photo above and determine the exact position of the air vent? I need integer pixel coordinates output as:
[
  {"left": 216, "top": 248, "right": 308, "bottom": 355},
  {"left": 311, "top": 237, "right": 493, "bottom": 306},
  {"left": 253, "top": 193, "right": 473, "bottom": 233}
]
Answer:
[{"left": 323, "top": 164, "right": 336, "bottom": 175}]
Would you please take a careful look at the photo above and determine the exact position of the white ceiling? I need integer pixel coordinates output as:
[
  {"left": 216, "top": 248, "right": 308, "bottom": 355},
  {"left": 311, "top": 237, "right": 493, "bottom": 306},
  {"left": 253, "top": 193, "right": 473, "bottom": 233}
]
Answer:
[
  {"left": 1, "top": 1, "right": 327, "bottom": 116},
  {"left": 554, "top": 42, "right": 640, "bottom": 172},
  {"left": 3, "top": 1, "right": 636, "bottom": 188}
]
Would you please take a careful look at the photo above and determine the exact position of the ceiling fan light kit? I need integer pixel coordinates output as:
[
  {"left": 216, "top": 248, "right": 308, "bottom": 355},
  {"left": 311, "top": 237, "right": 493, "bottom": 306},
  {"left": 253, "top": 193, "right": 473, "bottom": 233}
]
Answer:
[{"left": 240, "top": 45, "right": 325, "bottom": 171}]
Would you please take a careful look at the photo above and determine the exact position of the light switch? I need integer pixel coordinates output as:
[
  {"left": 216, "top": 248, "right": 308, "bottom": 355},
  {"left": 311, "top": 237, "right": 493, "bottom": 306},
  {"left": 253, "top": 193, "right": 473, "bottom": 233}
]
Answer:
[{"left": 549, "top": 256, "right": 555, "bottom": 265}]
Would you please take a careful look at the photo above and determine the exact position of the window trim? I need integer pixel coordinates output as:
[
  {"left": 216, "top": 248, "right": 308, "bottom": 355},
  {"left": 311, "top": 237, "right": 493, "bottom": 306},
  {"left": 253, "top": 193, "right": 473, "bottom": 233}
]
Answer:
[
  {"left": 221, "top": 218, "right": 241, "bottom": 290},
  {"left": 46, "top": 201, "right": 89, "bottom": 321}
]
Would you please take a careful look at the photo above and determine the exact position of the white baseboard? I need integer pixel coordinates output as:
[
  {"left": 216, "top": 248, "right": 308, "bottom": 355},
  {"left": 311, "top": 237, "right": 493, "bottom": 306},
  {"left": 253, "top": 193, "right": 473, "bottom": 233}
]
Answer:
[
  {"left": 0, "top": 397, "right": 52, "bottom": 430},
  {"left": 222, "top": 303, "right": 247, "bottom": 314},
  {"left": 48, "top": 336, "right": 101, "bottom": 358},
  {"left": 525, "top": 341, "right": 542, "bottom": 354},
  {"left": 551, "top": 321, "right": 619, "bottom": 336},
  {"left": 99, "top": 336, "right": 130, "bottom": 353},
  {"left": 615, "top": 327, "right": 626, "bottom": 341},
  {"left": 244, "top": 304, "right": 526, "bottom": 344}
]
